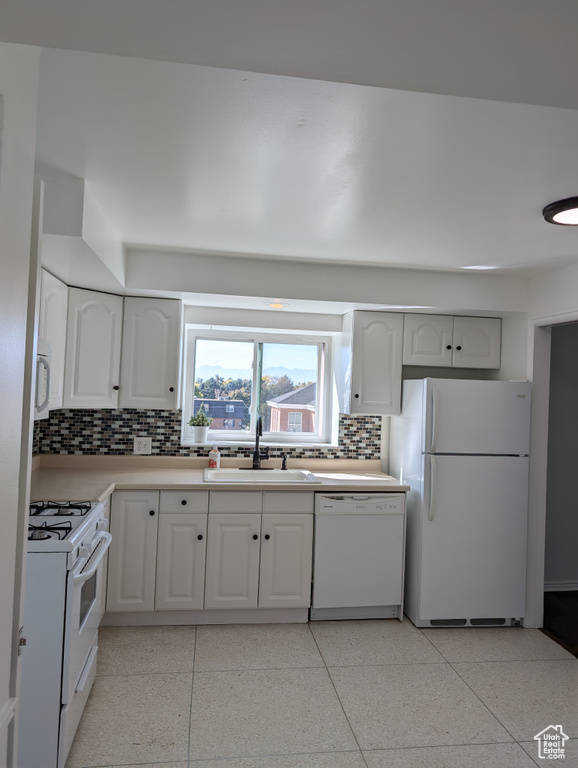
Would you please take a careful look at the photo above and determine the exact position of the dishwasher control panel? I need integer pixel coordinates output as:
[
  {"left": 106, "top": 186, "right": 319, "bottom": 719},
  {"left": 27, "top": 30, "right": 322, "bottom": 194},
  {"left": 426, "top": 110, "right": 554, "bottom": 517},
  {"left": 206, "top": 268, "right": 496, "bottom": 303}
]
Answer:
[{"left": 316, "top": 494, "right": 405, "bottom": 515}]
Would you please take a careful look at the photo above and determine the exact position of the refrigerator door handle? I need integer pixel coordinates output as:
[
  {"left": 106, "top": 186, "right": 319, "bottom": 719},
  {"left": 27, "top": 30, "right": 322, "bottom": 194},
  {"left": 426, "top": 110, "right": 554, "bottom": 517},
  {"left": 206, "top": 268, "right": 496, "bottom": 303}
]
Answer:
[
  {"left": 429, "top": 384, "right": 438, "bottom": 453},
  {"left": 427, "top": 455, "right": 437, "bottom": 522}
]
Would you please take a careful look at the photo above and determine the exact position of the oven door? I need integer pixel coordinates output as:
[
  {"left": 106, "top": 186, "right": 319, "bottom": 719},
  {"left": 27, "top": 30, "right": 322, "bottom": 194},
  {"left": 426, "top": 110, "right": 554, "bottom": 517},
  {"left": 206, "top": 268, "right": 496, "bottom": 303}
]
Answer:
[{"left": 62, "top": 531, "right": 111, "bottom": 704}]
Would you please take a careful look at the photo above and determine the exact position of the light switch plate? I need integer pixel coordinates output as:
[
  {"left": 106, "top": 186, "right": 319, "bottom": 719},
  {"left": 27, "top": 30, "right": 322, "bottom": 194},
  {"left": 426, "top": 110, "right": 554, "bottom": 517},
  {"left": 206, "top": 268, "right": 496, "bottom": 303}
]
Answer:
[{"left": 133, "top": 437, "right": 152, "bottom": 454}]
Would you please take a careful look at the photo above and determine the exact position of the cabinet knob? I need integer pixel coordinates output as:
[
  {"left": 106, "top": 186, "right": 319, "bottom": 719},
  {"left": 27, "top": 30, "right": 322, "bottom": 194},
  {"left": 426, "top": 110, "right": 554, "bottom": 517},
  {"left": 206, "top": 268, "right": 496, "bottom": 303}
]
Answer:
[
  {"left": 113, "top": 385, "right": 120, "bottom": 391},
  {"left": 149, "top": 510, "right": 155, "bottom": 516},
  {"left": 354, "top": 393, "right": 360, "bottom": 398},
  {"left": 252, "top": 534, "right": 259, "bottom": 540},
  {"left": 264, "top": 534, "right": 270, "bottom": 540},
  {"left": 181, "top": 499, "right": 187, "bottom": 505},
  {"left": 169, "top": 387, "right": 174, "bottom": 392},
  {"left": 456, "top": 345, "right": 462, "bottom": 351},
  {"left": 446, "top": 345, "right": 452, "bottom": 350},
  {"left": 197, "top": 534, "right": 203, "bottom": 540}
]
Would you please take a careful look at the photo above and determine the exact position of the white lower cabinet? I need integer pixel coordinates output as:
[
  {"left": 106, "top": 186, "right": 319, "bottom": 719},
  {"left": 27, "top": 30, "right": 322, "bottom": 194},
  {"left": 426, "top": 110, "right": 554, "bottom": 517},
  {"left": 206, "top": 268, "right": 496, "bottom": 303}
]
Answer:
[
  {"left": 259, "top": 513, "right": 313, "bottom": 608},
  {"left": 155, "top": 513, "right": 207, "bottom": 610},
  {"left": 106, "top": 490, "right": 314, "bottom": 616},
  {"left": 204, "top": 514, "right": 262, "bottom": 609},
  {"left": 106, "top": 491, "right": 159, "bottom": 612}
]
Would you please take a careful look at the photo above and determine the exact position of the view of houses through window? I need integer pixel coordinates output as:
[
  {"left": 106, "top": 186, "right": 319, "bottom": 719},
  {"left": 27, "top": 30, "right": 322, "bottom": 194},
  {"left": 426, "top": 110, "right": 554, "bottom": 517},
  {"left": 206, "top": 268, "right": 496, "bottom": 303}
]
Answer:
[{"left": 192, "top": 337, "right": 320, "bottom": 435}]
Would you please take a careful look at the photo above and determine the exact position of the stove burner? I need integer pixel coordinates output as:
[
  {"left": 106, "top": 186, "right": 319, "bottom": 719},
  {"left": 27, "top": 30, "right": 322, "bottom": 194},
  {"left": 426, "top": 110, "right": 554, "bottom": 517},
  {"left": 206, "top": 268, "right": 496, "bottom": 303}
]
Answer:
[
  {"left": 28, "top": 520, "right": 73, "bottom": 541},
  {"left": 29, "top": 528, "right": 51, "bottom": 540},
  {"left": 30, "top": 500, "right": 93, "bottom": 517}
]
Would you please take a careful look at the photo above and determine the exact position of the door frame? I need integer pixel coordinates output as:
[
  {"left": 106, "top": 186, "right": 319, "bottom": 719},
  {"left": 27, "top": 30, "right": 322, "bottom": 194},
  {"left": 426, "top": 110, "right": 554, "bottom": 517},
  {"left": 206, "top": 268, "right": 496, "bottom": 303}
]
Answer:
[{"left": 525, "top": 309, "right": 578, "bottom": 627}]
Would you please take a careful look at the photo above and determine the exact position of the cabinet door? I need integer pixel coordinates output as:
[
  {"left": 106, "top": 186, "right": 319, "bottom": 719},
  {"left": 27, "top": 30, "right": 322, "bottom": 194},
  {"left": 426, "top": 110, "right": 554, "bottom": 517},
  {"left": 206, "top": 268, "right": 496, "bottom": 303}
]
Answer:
[
  {"left": 350, "top": 311, "right": 403, "bottom": 415},
  {"left": 204, "top": 514, "right": 261, "bottom": 609},
  {"left": 63, "top": 288, "right": 123, "bottom": 408},
  {"left": 155, "top": 514, "right": 207, "bottom": 610},
  {"left": 106, "top": 491, "right": 159, "bottom": 612},
  {"left": 120, "top": 297, "right": 181, "bottom": 409},
  {"left": 259, "top": 514, "right": 313, "bottom": 608},
  {"left": 402, "top": 314, "right": 453, "bottom": 367},
  {"left": 453, "top": 316, "right": 501, "bottom": 369},
  {"left": 39, "top": 269, "right": 69, "bottom": 409}
]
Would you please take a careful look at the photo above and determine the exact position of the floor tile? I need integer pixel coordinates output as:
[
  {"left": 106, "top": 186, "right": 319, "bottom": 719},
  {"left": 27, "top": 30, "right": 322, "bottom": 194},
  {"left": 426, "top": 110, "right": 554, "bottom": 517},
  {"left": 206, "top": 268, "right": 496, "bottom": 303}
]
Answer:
[
  {"left": 88, "top": 764, "right": 187, "bottom": 767},
  {"left": 188, "top": 667, "right": 358, "bottom": 760},
  {"left": 520, "top": 738, "right": 578, "bottom": 767},
  {"left": 97, "top": 625, "right": 196, "bottom": 675},
  {"left": 363, "top": 742, "right": 537, "bottom": 767},
  {"left": 422, "top": 627, "right": 575, "bottom": 663},
  {"left": 453, "top": 659, "right": 578, "bottom": 741},
  {"left": 194, "top": 623, "right": 323, "bottom": 671},
  {"left": 310, "top": 619, "right": 445, "bottom": 666},
  {"left": 188, "top": 752, "right": 367, "bottom": 767},
  {"left": 65, "top": 674, "right": 192, "bottom": 767},
  {"left": 329, "top": 663, "right": 513, "bottom": 750}
]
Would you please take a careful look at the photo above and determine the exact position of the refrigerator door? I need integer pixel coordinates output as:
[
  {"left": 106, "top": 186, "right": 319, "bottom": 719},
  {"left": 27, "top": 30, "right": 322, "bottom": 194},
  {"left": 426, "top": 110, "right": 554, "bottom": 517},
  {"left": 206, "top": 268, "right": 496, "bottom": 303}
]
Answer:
[
  {"left": 418, "top": 454, "right": 528, "bottom": 621},
  {"left": 424, "top": 379, "right": 530, "bottom": 455}
]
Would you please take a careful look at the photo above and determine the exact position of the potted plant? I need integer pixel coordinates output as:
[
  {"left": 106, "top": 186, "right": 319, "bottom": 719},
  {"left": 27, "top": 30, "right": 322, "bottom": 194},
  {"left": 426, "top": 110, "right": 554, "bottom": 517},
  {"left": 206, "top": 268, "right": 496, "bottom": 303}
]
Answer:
[{"left": 188, "top": 404, "right": 212, "bottom": 443}]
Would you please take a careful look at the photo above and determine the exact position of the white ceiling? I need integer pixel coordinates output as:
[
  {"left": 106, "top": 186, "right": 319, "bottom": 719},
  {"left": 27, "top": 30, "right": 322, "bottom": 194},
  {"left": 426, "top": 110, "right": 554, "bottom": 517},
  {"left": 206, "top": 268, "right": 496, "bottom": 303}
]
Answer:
[{"left": 5, "top": 1, "right": 578, "bottom": 285}]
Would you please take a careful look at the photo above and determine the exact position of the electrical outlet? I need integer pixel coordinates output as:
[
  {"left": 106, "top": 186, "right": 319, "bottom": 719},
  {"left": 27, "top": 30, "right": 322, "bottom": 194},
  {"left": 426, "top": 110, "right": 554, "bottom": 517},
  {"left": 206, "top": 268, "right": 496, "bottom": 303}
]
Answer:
[{"left": 133, "top": 437, "right": 152, "bottom": 455}]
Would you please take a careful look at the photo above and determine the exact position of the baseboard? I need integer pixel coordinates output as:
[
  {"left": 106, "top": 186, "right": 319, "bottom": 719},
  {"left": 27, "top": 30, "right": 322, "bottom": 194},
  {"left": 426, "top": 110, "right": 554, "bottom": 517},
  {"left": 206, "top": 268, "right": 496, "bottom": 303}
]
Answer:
[
  {"left": 101, "top": 607, "right": 309, "bottom": 626},
  {"left": 544, "top": 580, "right": 578, "bottom": 592}
]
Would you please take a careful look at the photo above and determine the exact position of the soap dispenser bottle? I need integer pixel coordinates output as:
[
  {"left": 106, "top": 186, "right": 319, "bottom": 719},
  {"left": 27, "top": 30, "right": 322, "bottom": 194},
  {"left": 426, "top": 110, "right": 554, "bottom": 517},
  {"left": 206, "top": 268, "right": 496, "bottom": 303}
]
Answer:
[{"left": 208, "top": 445, "right": 221, "bottom": 469}]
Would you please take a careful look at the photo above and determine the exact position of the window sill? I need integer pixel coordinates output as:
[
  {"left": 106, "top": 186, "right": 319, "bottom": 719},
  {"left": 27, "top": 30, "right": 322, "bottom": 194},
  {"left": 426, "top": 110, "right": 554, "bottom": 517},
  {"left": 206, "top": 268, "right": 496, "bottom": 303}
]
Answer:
[{"left": 181, "top": 439, "right": 338, "bottom": 450}]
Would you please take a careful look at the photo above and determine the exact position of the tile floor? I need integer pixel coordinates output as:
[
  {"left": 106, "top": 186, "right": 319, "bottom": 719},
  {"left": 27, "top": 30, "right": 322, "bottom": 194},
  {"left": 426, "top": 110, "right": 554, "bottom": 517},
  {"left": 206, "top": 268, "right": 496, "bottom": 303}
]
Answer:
[{"left": 65, "top": 620, "right": 577, "bottom": 768}]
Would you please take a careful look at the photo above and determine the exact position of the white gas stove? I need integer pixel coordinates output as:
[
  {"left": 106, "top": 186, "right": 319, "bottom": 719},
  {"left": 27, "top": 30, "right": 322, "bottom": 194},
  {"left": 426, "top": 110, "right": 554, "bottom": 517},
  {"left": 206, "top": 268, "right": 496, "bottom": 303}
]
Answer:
[{"left": 20, "top": 499, "right": 111, "bottom": 768}]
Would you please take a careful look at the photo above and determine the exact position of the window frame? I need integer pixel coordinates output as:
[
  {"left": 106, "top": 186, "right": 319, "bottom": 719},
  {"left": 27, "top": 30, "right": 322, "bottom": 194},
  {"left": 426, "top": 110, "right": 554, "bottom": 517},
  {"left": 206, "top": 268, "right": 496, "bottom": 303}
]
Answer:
[{"left": 181, "top": 326, "right": 334, "bottom": 446}]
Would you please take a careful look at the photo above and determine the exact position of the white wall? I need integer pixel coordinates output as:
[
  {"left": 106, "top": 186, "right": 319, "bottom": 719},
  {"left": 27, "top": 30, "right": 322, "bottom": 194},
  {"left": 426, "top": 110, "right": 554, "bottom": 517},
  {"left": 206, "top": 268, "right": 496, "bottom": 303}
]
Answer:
[
  {"left": 529, "top": 261, "right": 578, "bottom": 324},
  {"left": 544, "top": 323, "right": 578, "bottom": 588},
  {"left": 0, "top": 42, "right": 40, "bottom": 766}
]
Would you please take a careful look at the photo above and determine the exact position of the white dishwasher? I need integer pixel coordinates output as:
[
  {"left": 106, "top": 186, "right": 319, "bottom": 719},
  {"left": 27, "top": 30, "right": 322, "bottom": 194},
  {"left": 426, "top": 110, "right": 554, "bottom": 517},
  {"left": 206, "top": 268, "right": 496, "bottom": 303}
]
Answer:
[{"left": 311, "top": 494, "right": 406, "bottom": 621}]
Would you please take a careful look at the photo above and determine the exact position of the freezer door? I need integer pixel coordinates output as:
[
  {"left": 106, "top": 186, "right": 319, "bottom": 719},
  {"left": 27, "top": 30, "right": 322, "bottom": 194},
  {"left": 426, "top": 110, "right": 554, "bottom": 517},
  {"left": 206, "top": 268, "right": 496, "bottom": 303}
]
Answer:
[
  {"left": 424, "top": 379, "right": 530, "bottom": 455},
  {"left": 418, "top": 455, "right": 528, "bottom": 621}
]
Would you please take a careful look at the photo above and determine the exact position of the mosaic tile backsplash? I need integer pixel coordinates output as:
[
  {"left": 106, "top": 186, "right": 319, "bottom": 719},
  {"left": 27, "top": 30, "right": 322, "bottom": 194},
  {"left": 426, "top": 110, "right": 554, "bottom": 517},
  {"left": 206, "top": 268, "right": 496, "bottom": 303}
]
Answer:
[{"left": 34, "top": 409, "right": 382, "bottom": 460}]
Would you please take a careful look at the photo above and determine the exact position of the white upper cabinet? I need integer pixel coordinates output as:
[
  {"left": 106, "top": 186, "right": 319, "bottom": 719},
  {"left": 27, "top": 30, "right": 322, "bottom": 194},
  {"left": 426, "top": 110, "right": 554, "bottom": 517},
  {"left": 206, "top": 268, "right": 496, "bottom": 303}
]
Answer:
[
  {"left": 120, "top": 297, "right": 181, "bottom": 409},
  {"left": 63, "top": 288, "right": 123, "bottom": 408},
  {"left": 402, "top": 314, "right": 454, "bottom": 367},
  {"left": 341, "top": 311, "right": 403, "bottom": 415},
  {"left": 452, "top": 316, "right": 501, "bottom": 369},
  {"left": 38, "top": 269, "right": 69, "bottom": 410},
  {"left": 403, "top": 314, "right": 501, "bottom": 369}
]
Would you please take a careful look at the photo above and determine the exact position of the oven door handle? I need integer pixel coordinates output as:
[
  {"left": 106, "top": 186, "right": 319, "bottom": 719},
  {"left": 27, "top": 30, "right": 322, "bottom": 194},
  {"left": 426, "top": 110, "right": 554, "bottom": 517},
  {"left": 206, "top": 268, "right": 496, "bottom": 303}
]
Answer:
[{"left": 72, "top": 532, "right": 112, "bottom": 585}]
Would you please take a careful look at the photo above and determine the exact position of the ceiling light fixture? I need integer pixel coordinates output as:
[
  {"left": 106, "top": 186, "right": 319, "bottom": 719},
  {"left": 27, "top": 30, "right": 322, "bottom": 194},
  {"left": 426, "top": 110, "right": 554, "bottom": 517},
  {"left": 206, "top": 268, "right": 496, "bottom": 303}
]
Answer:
[
  {"left": 267, "top": 301, "right": 289, "bottom": 309},
  {"left": 542, "top": 197, "right": 578, "bottom": 225}
]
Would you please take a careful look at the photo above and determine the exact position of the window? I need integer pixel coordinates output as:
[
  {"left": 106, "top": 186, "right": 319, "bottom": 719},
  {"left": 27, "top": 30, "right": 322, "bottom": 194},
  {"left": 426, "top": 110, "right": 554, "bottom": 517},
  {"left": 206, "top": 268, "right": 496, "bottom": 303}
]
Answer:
[
  {"left": 287, "top": 412, "right": 303, "bottom": 432},
  {"left": 182, "top": 327, "right": 333, "bottom": 444}
]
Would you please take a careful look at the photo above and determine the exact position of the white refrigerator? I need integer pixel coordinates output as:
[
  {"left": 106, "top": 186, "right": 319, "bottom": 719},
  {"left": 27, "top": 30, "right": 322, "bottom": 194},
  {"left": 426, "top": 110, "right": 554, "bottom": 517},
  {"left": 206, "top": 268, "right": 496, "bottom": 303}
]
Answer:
[{"left": 390, "top": 378, "right": 530, "bottom": 627}]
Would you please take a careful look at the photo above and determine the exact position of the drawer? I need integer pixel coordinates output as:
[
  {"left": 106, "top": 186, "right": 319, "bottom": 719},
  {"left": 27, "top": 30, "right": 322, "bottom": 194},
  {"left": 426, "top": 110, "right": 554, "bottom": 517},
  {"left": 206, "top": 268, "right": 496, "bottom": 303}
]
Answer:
[
  {"left": 263, "top": 492, "right": 314, "bottom": 514},
  {"left": 160, "top": 490, "right": 209, "bottom": 513},
  {"left": 209, "top": 491, "right": 262, "bottom": 513}
]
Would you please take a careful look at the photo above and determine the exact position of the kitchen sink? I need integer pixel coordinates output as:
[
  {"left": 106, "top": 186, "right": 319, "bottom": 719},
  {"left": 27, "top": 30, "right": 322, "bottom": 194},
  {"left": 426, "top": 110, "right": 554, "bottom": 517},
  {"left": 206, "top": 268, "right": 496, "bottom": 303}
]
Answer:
[{"left": 203, "top": 468, "right": 322, "bottom": 483}]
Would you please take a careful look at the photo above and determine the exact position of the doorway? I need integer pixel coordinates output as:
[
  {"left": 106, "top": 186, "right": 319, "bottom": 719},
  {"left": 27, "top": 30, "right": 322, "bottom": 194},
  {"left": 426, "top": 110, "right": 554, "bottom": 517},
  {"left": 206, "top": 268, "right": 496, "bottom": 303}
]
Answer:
[{"left": 543, "top": 323, "right": 578, "bottom": 656}]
